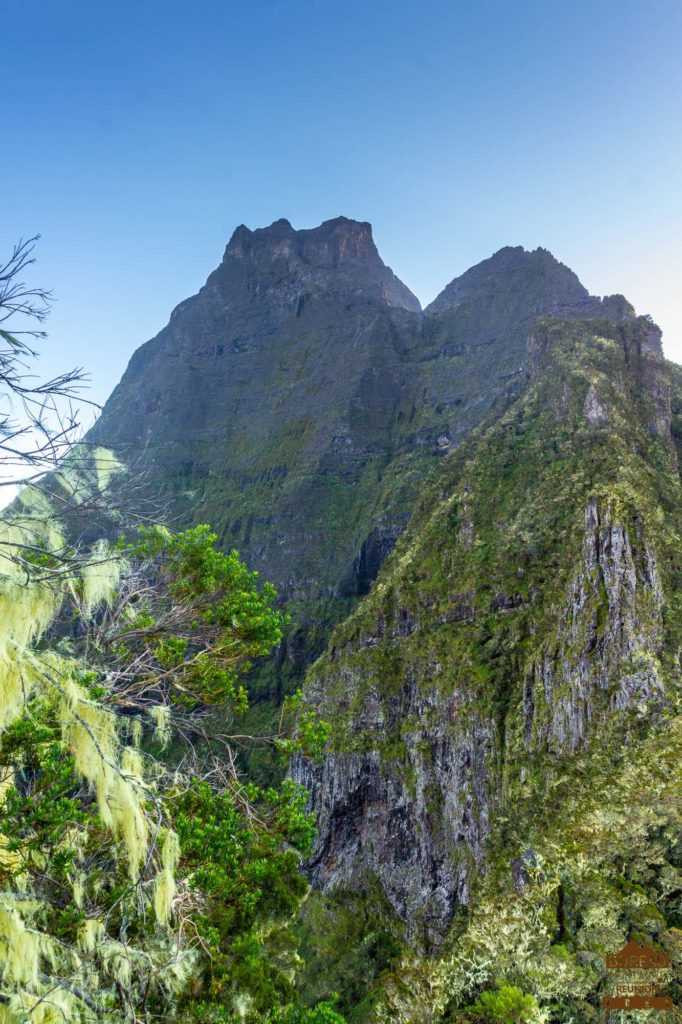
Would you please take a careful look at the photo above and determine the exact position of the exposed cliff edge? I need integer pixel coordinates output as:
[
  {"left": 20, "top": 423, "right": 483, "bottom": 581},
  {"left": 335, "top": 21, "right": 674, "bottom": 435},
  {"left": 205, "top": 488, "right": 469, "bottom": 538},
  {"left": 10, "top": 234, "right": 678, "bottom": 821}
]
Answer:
[{"left": 292, "top": 314, "right": 680, "bottom": 964}]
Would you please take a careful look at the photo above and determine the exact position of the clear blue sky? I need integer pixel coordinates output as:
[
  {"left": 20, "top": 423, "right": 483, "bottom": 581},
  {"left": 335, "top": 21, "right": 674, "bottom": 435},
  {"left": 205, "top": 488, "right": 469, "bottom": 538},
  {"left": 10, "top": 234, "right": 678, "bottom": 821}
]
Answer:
[{"left": 3, "top": 0, "right": 682, "bottom": 416}]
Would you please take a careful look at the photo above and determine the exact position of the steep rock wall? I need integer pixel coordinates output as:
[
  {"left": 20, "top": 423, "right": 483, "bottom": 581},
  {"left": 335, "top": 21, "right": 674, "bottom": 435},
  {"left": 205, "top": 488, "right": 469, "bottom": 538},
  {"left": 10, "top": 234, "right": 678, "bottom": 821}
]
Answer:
[{"left": 293, "top": 316, "right": 681, "bottom": 947}]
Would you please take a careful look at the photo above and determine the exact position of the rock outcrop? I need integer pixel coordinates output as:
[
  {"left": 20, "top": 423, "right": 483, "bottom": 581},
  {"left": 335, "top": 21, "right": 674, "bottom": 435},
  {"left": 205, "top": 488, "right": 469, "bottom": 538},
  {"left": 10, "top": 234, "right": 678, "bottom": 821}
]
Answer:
[{"left": 292, "top": 314, "right": 680, "bottom": 947}]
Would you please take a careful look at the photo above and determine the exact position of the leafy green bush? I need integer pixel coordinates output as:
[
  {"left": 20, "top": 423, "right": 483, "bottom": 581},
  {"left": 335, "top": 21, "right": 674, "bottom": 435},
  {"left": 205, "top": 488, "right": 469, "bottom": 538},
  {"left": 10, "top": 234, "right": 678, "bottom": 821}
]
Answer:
[{"left": 463, "top": 984, "right": 539, "bottom": 1023}]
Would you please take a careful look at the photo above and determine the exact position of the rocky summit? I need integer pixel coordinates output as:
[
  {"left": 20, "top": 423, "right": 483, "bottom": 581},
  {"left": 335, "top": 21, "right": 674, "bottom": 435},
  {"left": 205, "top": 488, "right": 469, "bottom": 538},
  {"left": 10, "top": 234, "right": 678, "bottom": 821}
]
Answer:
[{"left": 89, "top": 218, "right": 634, "bottom": 691}]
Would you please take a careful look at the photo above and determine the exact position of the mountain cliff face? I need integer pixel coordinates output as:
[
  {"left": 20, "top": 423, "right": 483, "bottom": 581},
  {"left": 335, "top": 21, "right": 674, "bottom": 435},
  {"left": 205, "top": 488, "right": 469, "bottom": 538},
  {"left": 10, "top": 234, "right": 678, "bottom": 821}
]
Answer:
[
  {"left": 292, "top": 314, "right": 682, "bottom": 1020},
  {"left": 89, "top": 220, "right": 633, "bottom": 692},
  {"left": 88, "top": 221, "right": 682, "bottom": 1019}
]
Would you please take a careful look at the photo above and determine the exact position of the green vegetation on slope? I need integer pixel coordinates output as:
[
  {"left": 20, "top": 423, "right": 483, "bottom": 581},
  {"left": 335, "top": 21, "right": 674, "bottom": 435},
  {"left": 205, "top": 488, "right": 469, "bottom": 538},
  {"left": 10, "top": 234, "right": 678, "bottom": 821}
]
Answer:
[{"left": 295, "top": 315, "right": 682, "bottom": 1021}]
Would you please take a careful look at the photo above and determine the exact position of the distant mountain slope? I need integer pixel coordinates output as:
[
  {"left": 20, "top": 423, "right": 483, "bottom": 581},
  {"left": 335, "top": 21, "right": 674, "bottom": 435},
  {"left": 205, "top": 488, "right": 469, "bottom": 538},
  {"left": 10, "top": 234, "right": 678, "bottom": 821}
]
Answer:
[{"left": 88, "top": 220, "right": 634, "bottom": 697}]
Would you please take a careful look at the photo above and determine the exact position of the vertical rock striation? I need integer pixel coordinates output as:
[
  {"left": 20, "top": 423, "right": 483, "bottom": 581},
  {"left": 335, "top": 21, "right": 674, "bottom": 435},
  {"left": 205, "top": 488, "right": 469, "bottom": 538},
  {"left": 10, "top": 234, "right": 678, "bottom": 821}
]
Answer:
[{"left": 293, "top": 314, "right": 681, "bottom": 947}]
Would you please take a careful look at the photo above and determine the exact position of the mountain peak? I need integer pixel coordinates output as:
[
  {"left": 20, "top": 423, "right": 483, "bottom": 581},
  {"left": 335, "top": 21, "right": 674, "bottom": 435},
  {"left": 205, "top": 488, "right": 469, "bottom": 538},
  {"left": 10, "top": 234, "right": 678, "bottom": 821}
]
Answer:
[
  {"left": 228, "top": 215, "right": 370, "bottom": 246},
  {"left": 226, "top": 215, "right": 375, "bottom": 261},
  {"left": 222, "top": 216, "right": 420, "bottom": 311},
  {"left": 424, "top": 244, "right": 642, "bottom": 333},
  {"left": 427, "top": 245, "right": 589, "bottom": 316},
  {"left": 488, "top": 244, "right": 566, "bottom": 262}
]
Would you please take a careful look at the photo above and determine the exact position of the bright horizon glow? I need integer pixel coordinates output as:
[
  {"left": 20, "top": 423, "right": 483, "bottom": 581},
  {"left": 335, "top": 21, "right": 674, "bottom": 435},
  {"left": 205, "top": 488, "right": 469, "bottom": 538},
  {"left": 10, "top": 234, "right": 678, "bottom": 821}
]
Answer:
[{"left": 2, "top": 0, "right": 681, "bottom": 414}]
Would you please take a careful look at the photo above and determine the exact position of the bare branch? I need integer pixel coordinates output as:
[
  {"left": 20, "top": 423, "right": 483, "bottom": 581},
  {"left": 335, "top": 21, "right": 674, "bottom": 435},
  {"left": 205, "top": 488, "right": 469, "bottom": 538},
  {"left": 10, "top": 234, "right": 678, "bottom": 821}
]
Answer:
[{"left": 0, "top": 237, "right": 52, "bottom": 330}]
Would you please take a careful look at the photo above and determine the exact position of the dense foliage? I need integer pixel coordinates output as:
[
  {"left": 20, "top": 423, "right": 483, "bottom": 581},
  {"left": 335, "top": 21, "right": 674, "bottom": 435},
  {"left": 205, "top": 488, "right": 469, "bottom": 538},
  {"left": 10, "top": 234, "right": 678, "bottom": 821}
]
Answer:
[{"left": 0, "top": 507, "right": 343, "bottom": 1022}]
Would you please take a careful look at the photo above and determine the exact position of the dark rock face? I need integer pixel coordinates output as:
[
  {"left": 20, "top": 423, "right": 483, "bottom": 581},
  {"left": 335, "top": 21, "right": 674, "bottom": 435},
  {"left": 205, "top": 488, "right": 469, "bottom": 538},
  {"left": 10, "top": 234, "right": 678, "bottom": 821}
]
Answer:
[
  {"left": 338, "top": 526, "right": 401, "bottom": 597},
  {"left": 224, "top": 217, "right": 421, "bottom": 313},
  {"left": 293, "top": 715, "right": 495, "bottom": 947},
  {"left": 90, "top": 218, "right": 425, "bottom": 613},
  {"left": 89, "top": 223, "right": 634, "bottom": 627}
]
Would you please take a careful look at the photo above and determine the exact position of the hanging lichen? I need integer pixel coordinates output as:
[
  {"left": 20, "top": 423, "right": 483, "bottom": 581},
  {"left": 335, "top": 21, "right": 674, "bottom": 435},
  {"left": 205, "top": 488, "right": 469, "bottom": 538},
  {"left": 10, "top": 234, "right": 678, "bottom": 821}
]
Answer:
[
  {"left": 153, "top": 828, "right": 180, "bottom": 926},
  {"left": 0, "top": 446, "right": 315, "bottom": 1024},
  {"left": 0, "top": 449, "right": 192, "bottom": 1022}
]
